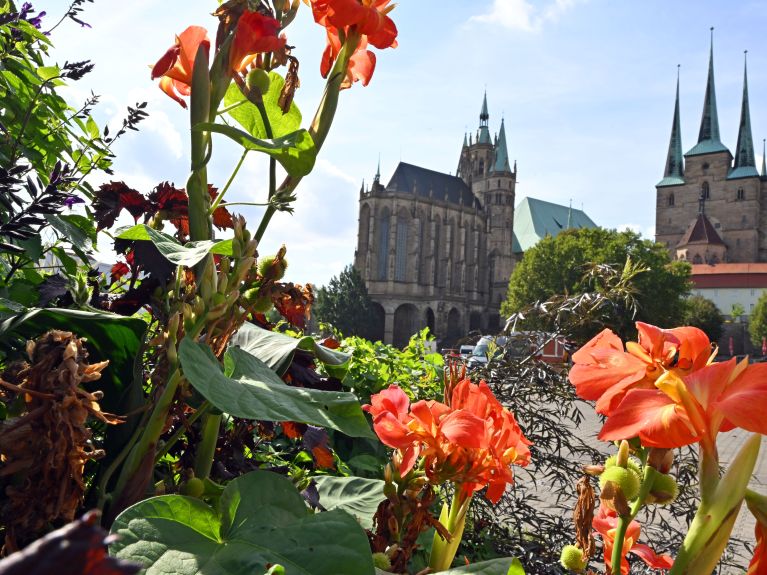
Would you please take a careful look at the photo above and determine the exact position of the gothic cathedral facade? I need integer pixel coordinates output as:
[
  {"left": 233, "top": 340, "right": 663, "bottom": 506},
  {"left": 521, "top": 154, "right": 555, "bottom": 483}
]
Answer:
[
  {"left": 354, "top": 95, "right": 516, "bottom": 347},
  {"left": 656, "top": 36, "right": 767, "bottom": 263}
]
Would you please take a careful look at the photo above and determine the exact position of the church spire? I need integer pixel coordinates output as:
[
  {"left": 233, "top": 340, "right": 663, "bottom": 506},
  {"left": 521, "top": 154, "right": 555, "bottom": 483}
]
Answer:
[
  {"left": 687, "top": 28, "right": 729, "bottom": 156},
  {"left": 493, "top": 118, "right": 511, "bottom": 173},
  {"left": 729, "top": 51, "right": 759, "bottom": 179},
  {"left": 477, "top": 91, "right": 491, "bottom": 144},
  {"left": 762, "top": 139, "right": 766, "bottom": 177},
  {"left": 658, "top": 66, "right": 685, "bottom": 187}
]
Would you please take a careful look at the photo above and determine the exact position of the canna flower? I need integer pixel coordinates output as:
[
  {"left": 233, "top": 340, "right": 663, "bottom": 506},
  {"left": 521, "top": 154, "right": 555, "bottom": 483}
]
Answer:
[
  {"left": 229, "top": 10, "right": 287, "bottom": 74},
  {"left": 151, "top": 26, "right": 210, "bottom": 108},
  {"left": 569, "top": 322, "right": 712, "bottom": 416},
  {"left": 597, "top": 355, "right": 767, "bottom": 448},
  {"left": 364, "top": 379, "right": 531, "bottom": 504},
  {"left": 748, "top": 521, "right": 767, "bottom": 575},
  {"left": 307, "top": 0, "right": 398, "bottom": 88},
  {"left": 592, "top": 504, "right": 673, "bottom": 574}
]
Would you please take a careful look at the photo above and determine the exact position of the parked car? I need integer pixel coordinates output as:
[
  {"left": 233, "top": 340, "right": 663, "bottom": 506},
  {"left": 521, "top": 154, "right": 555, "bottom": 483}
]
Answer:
[
  {"left": 467, "top": 332, "right": 569, "bottom": 369},
  {"left": 459, "top": 344, "right": 475, "bottom": 360}
]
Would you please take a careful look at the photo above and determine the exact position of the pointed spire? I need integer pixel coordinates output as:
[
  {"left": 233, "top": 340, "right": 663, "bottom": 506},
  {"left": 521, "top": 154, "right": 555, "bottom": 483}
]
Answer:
[
  {"left": 687, "top": 28, "right": 729, "bottom": 156},
  {"left": 493, "top": 118, "right": 511, "bottom": 173},
  {"left": 462, "top": 132, "right": 468, "bottom": 148},
  {"left": 729, "top": 51, "right": 759, "bottom": 179},
  {"left": 659, "top": 66, "right": 685, "bottom": 186},
  {"left": 374, "top": 156, "right": 381, "bottom": 184},
  {"left": 478, "top": 91, "right": 491, "bottom": 144},
  {"left": 762, "top": 139, "right": 766, "bottom": 177},
  {"left": 567, "top": 199, "right": 573, "bottom": 229}
]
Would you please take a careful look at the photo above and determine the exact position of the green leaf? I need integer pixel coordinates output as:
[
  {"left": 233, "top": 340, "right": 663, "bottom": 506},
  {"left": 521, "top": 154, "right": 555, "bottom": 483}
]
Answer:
[
  {"left": 37, "top": 65, "right": 60, "bottom": 81},
  {"left": 437, "top": 558, "right": 525, "bottom": 575},
  {"left": 223, "top": 72, "right": 302, "bottom": 139},
  {"left": 50, "top": 246, "right": 77, "bottom": 276},
  {"left": 85, "top": 116, "right": 100, "bottom": 139},
  {"left": 116, "top": 224, "right": 232, "bottom": 267},
  {"left": 313, "top": 476, "right": 385, "bottom": 530},
  {"left": 110, "top": 470, "right": 375, "bottom": 575},
  {"left": 195, "top": 122, "right": 316, "bottom": 178},
  {"left": 230, "top": 322, "right": 350, "bottom": 379},
  {"left": 47, "top": 214, "right": 97, "bottom": 252},
  {"left": 178, "top": 339, "right": 373, "bottom": 438}
]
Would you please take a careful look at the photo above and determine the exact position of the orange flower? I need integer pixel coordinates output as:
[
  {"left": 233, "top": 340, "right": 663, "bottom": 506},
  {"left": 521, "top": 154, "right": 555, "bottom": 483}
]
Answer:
[
  {"left": 569, "top": 322, "right": 711, "bottom": 416},
  {"left": 151, "top": 26, "right": 210, "bottom": 108},
  {"left": 307, "top": 0, "right": 397, "bottom": 88},
  {"left": 592, "top": 504, "right": 673, "bottom": 574},
  {"left": 229, "top": 10, "right": 287, "bottom": 74},
  {"left": 364, "top": 380, "right": 531, "bottom": 503},
  {"left": 748, "top": 521, "right": 767, "bottom": 575}
]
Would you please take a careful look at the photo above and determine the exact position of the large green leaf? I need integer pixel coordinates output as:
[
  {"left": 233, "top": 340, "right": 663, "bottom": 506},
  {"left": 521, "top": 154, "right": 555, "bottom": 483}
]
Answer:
[
  {"left": 110, "top": 470, "right": 375, "bottom": 575},
  {"left": 223, "top": 72, "right": 302, "bottom": 138},
  {"left": 116, "top": 224, "right": 233, "bottom": 267},
  {"left": 314, "top": 476, "right": 385, "bottom": 530},
  {"left": 433, "top": 558, "right": 524, "bottom": 575},
  {"left": 195, "top": 123, "right": 316, "bottom": 178},
  {"left": 230, "top": 322, "right": 350, "bottom": 379},
  {"left": 178, "top": 339, "right": 373, "bottom": 438}
]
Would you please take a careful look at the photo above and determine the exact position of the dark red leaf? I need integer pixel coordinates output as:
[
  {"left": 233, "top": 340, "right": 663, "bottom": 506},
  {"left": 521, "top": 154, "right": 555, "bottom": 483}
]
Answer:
[
  {"left": 208, "top": 185, "right": 234, "bottom": 230},
  {"left": 110, "top": 262, "right": 130, "bottom": 282},
  {"left": 93, "top": 182, "right": 148, "bottom": 230}
]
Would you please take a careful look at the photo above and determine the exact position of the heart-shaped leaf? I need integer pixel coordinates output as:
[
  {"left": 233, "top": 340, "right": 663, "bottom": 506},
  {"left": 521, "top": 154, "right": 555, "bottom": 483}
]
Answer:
[
  {"left": 223, "top": 72, "right": 302, "bottom": 139},
  {"left": 116, "top": 224, "right": 233, "bottom": 267},
  {"left": 178, "top": 339, "right": 373, "bottom": 438},
  {"left": 110, "top": 470, "right": 375, "bottom": 575},
  {"left": 314, "top": 476, "right": 385, "bottom": 530}
]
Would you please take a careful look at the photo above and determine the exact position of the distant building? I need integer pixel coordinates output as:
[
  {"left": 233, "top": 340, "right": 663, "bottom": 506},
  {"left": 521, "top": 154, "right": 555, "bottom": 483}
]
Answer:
[
  {"left": 354, "top": 95, "right": 597, "bottom": 347},
  {"left": 655, "top": 34, "right": 767, "bottom": 264}
]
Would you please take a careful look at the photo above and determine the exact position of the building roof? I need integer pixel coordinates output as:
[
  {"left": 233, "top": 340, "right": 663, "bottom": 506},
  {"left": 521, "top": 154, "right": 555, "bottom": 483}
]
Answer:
[
  {"left": 384, "top": 162, "right": 481, "bottom": 208},
  {"left": 691, "top": 263, "right": 767, "bottom": 289},
  {"left": 512, "top": 197, "right": 597, "bottom": 253},
  {"left": 493, "top": 118, "right": 511, "bottom": 173},
  {"left": 477, "top": 92, "right": 492, "bottom": 145},
  {"left": 658, "top": 70, "right": 685, "bottom": 187},
  {"left": 677, "top": 213, "right": 725, "bottom": 247},
  {"left": 686, "top": 30, "right": 730, "bottom": 158},
  {"left": 728, "top": 53, "right": 759, "bottom": 180}
]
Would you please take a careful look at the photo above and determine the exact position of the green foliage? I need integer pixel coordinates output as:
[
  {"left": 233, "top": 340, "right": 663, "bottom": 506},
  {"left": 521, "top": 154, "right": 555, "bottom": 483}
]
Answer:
[
  {"left": 116, "top": 224, "right": 235, "bottom": 266},
  {"left": 682, "top": 295, "right": 724, "bottom": 342},
  {"left": 110, "top": 470, "right": 375, "bottom": 575},
  {"left": 178, "top": 339, "right": 374, "bottom": 438},
  {"left": 502, "top": 228, "right": 691, "bottom": 338},
  {"left": 337, "top": 328, "right": 444, "bottom": 405},
  {"left": 313, "top": 476, "right": 386, "bottom": 529},
  {"left": 224, "top": 72, "right": 302, "bottom": 138},
  {"left": 749, "top": 291, "right": 767, "bottom": 347},
  {"left": 314, "top": 265, "right": 379, "bottom": 340},
  {"left": 730, "top": 302, "right": 745, "bottom": 320}
]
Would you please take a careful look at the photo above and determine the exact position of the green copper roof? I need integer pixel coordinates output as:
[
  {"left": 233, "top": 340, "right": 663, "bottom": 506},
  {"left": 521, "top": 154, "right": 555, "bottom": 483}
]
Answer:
[
  {"left": 462, "top": 132, "right": 467, "bottom": 148},
  {"left": 512, "top": 197, "right": 597, "bottom": 253},
  {"left": 658, "top": 70, "right": 685, "bottom": 187},
  {"left": 480, "top": 91, "right": 489, "bottom": 122},
  {"left": 478, "top": 91, "right": 491, "bottom": 144},
  {"left": 492, "top": 118, "right": 511, "bottom": 173},
  {"left": 728, "top": 52, "right": 758, "bottom": 180},
  {"left": 687, "top": 30, "right": 729, "bottom": 157}
]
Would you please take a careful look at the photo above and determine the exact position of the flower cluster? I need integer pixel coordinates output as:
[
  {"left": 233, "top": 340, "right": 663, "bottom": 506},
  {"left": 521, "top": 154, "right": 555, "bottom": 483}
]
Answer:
[
  {"left": 364, "top": 379, "right": 531, "bottom": 503},
  {"left": 569, "top": 321, "right": 767, "bottom": 448}
]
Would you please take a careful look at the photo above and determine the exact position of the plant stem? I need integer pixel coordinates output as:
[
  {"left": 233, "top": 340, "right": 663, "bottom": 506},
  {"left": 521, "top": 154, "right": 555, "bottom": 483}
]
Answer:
[
  {"left": 193, "top": 412, "right": 222, "bottom": 479},
  {"left": 187, "top": 44, "right": 212, "bottom": 243},
  {"left": 609, "top": 463, "right": 658, "bottom": 572},
  {"left": 208, "top": 149, "right": 248, "bottom": 215},
  {"left": 155, "top": 401, "right": 210, "bottom": 460}
]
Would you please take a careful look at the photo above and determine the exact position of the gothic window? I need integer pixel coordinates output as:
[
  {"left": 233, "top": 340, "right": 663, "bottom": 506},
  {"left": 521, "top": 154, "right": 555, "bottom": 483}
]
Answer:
[
  {"left": 737, "top": 188, "right": 745, "bottom": 201},
  {"left": 497, "top": 179, "right": 501, "bottom": 188},
  {"left": 702, "top": 182, "right": 710, "bottom": 199},
  {"left": 742, "top": 215, "right": 747, "bottom": 225},
  {"left": 668, "top": 193, "right": 675, "bottom": 206},
  {"left": 394, "top": 216, "right": 408, "bottom": 281},
  {"left": 377, "top": 208, "right": 390, "bottom": 280},
  {"left": 478, "top": 160, "right": 484, "bottom": 175},
  {"left": 433, "top": 220, "right": 441, "bottom": 286},
  {"left": 693, "top": 254, "right": 703, "bottom": 264}
]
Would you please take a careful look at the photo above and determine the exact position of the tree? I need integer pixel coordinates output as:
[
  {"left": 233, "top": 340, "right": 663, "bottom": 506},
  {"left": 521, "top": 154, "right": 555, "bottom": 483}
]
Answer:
[
  {"left": 314, "top": 265, "right": 379, "bottom": 339},
  {"left": 682, "top": 295, "right": 724, "bottom": 343},
  {"left": 502, "top": 228, "right": 691, "bottom": 339},
  {"left": 748, "top": 291, "right": 767, "bottom": 347}
]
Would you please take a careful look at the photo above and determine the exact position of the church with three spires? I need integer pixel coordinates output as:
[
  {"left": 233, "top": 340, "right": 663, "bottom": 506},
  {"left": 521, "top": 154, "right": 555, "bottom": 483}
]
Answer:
[
  {"left": 656, "top": 32, "right": 767, "bottom": 265},
  {"left": 354, "top": 95, "right": 595, "bottom": 346}
]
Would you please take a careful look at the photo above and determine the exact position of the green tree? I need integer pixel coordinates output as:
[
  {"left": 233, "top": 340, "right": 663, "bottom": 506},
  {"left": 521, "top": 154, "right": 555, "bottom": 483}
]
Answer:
[
  {"left": 682, "top": 295, "right": 724, "bottom": 342},
  {"left": 502, "top": 228, "right": 691, "bottom": 338},
  {"left": 748, "top": 291, "right": 767, "bottom": 347},
  {"left": 314, "top": 265, "right": 379, "bottom": 339}
]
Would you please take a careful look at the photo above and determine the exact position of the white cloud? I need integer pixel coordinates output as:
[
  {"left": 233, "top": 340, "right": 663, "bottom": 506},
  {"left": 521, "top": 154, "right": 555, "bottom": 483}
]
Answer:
[
  {"left": 617, "top": 223, "right": 656, "bottom": 240},
  {"left": 470, "top": 0, "right": 581, "bottom": 32},
  {"left": 316, "top": 158, "right": 357, "bottom": 185}
]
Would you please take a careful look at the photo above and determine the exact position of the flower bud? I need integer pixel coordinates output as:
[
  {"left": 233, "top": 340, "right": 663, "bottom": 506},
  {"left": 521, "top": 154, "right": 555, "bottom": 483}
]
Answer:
[
  {"left": 646, "top": 473, "right": 679, "bottom": 505},
  {"left": 372, "top": 552, "right": 391, "bottom": 572},
  {"left": 246, "top": 68, "right": 271, "bottom": 95},
  {"left": 258, "top": 253, "right": 288, "bottom": 281},
  {"left": 559, "top": 545, "right": 587, "bottom": 572},
  {"left": 616, "top": 440, "right": 630, "bottom": 467},
  {"left": 599, "top": 466, "right": 640, "bottom": 501},
  {"left": 648, "top": 447, "right": 674, "bottom": 474},
  {"left": 604, "top": 454, "right": 642, "bottom": 477}
]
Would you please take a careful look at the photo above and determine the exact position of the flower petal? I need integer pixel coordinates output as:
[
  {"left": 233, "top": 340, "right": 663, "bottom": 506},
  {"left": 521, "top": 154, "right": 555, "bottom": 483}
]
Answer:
[
  {"left": 716, "top": 363, "right": 767, "bottom": 435},
  {"left": 631, "top": 544, "right": 674, "bottom": 570},
  {"left": 439, "top": 410, "right": 488, "bottom": 449}
]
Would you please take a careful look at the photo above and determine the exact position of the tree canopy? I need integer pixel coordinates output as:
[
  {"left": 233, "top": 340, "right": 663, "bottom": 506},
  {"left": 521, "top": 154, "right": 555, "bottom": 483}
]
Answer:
[
  {"left": 314, "top": 265, "right": 379, "bottom": 339},
  {"left": 748, "top": 291, "right": 767, "bottom": 348},
  {"left": 501, "top": 228, "right": 691, "bottom": 338},
  {"left": 681, "top": 295, "right": 724, "bottom": 343}
]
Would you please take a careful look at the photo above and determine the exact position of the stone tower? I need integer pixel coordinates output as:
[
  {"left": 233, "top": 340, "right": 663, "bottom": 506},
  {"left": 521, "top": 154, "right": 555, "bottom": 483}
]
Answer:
[{"left": 655, "top": 32, "right": 767, "bottom": 264}]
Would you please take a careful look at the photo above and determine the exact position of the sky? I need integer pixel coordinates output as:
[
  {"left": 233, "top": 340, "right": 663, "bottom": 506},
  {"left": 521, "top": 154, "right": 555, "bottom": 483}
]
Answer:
[{"left": 43, "top": 0, "right": 767, "bottom": 287}]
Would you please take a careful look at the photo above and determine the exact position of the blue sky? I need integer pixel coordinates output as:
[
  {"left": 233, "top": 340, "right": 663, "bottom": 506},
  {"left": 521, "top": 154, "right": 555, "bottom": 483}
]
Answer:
[{"left": 46, "top": 0, "right": 767, "bottom": 286}]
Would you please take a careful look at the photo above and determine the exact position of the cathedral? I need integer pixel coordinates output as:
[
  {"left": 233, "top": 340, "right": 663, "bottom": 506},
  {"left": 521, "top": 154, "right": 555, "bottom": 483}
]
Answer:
[
  {"left": 655, "top": 36, "right": 767, "bottom": 263},
  {"left": 353, "top": 95, "right": 516, "bottom": 347}
]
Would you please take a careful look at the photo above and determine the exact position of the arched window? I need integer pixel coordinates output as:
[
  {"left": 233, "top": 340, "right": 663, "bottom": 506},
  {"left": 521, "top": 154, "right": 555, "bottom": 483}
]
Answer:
[
  {"left": 394, "top": 212, "right": 408, "bottom": 282},
  {"left": 377, "top": 208, "right": 390, "bottom": 280},
  {"left": 668, "top": 193, "right": 675, "bottom": 206},
  {"left": 702, "top": 182, "right": 710, "bottom": 199},
  {"left": 737, "top": 188, "right": 745, "bottom": 201}
]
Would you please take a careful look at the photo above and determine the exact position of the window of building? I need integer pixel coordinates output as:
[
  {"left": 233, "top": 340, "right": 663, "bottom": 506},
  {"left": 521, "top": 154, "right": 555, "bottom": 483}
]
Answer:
[
  {"left": 377, "top": 210, "right": 390, "bottom": 280},
  {"left": 394, "top": 217, "right": 408, "bottom": 281},
  {"left": 714, "top": 222, "right": 721, "bottom": 228},
  {"left": 497, "top": 179, "right": 501, "bottom": 188},
  {"left": 478, "top": 160, "right": 484, "bottom": 174},
  {"left": 668, "top": 193, "right": 675, "bottom": 206},
  {"left": 702, "top": 182, "right": 710, "bottom": 199},
  {"left": 737, "top": 188, "right": 745, "bottom": 201},
  {"left": 737, "top": 238, "right": 741, "bottom": 246},
  {"left": 751, "top": 303, "right": 755, "bottom": 313},
  {"left": 742, "top": 215, "right": 748, "bottom": 225},
  {"left": 751, "top": 289, "right": 755, "bottom": 296}
]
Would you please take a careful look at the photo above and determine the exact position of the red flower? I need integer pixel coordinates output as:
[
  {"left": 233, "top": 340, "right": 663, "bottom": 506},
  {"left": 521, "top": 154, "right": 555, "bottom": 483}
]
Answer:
[
  {"left": 229, "top": 10, "right": 287, "bottom": 74},
  {"left": 151, "top": 26, "right": 210, "bottom": 108},
  {"left": 569, "top": 322, "right": 711, "bottom": 416},
  {"left": 592, "top": 504, "right": 673, "bottom": 574},
  {"left": 748, "top": 520, "right": 767, "bottom": 575},
  {"left": 364, "top": 380, "right": 531, "bottom": 503}
]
